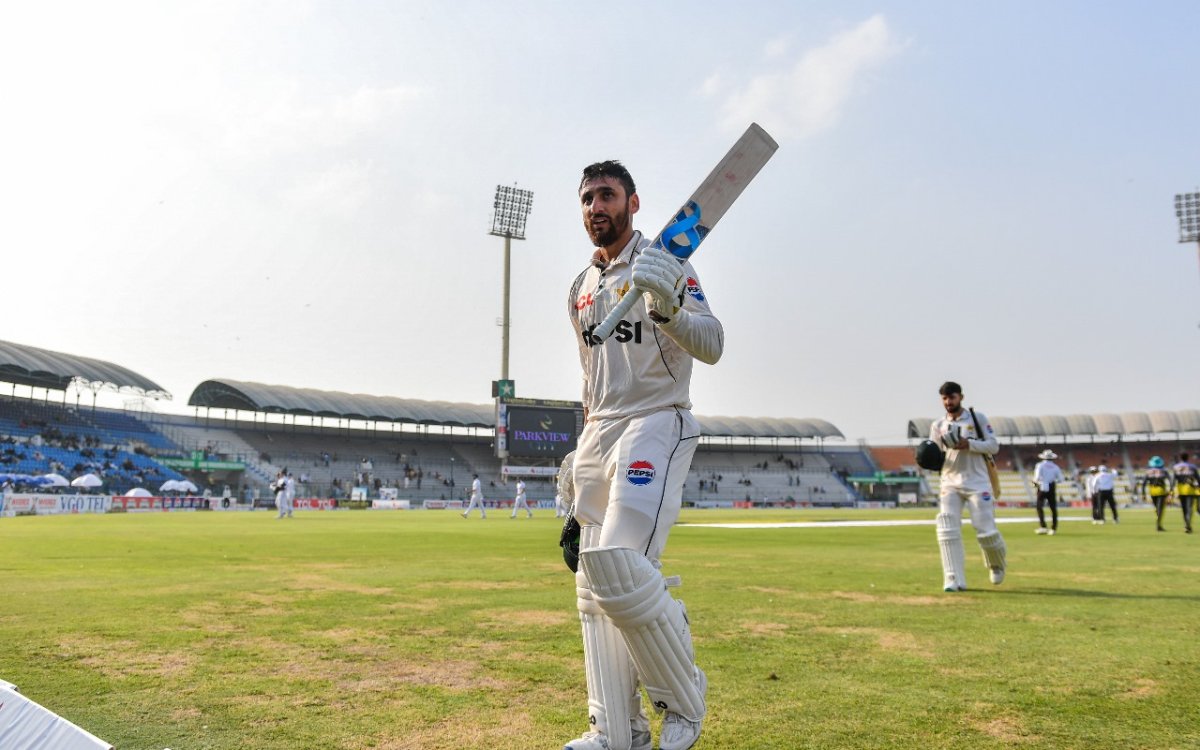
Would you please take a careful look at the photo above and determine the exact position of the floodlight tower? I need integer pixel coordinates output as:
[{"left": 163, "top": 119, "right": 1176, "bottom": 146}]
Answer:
[
  {"left": 1176, "top": 191, "right": 1200, "bottom": 271},
  {"left": 489, "top": 185, "right": 534, "bottom": 381}
]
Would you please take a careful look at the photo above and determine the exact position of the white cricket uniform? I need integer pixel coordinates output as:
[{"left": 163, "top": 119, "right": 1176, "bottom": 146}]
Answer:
[
  {"left": 1033, "top": 460, "right": 1064, "bottom": 492},
  {"left": 930, "top": 409, "right": 1001, "bottom": 533},
  {"left": 284, "top": 476, "right": 296, "bottom": 516},
  {"left": 568, "top": 230, "right": 722, "bottom": 558},
  {"left": 930, "top": 408, "right": 1005, "bottom": 589},
  {"left": 567, "top": 229, "right": 723, "bottom": 745},
  {"left": 511, "top": 479, "right": 531, "bottom": 518},
  {"left": 463, "top": 477, "right": 486, "bottom": 518},
  {"left": 274, "top": 477, "right": 288, "bottom": 518}
]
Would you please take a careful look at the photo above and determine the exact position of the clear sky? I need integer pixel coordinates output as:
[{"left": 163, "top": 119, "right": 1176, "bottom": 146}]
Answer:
[{"left": 2, "top": 1, "right": 1198, "bottom": 444}]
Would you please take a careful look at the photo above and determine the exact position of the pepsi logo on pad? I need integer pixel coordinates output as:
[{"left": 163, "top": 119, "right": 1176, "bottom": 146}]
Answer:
[
  {"left": 626, "top": 460, "right": 656, "bottom": 486},
  {"left": 685, "top": 277, "right": 705, "bottom": 302}
]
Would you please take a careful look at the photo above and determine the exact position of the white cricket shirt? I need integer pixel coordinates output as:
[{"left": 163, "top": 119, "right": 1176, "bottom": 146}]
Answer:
[
  {"left": 929, "top": 409, "right": 999, "bottom": 492},
  {"left": 569, "top": 231, "right": 723, "bottom": 420},
  {"left": 1033, "top": 460, "right": 1064, "bottom": 491}
]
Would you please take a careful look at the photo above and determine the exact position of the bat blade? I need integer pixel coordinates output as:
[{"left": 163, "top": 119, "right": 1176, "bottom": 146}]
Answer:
[{"left": 590, "top": 123, "right": 778, "bottom": 342}]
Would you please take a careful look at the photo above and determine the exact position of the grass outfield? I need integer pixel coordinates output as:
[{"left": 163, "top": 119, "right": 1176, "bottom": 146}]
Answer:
[{"left": 1, "top": 507, "right": 1197, "bottom": 750}]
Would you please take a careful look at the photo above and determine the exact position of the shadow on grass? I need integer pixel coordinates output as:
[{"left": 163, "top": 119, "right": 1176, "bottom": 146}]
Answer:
[{"left": 1015, "top": 586, "right": 1200, "bottom": 602}]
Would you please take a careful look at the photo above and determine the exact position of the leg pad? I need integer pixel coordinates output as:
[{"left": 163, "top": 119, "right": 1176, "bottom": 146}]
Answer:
[{"left": 579, "top": 546, "right": 706, "bottom": 721}]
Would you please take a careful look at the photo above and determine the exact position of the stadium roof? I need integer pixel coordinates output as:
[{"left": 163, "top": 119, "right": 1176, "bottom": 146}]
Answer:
[
  {"left": 906, "top": 409, "right": 1200, "bottom": 440},
  {"left": 0, "top": 339, "right": 169, "bottom": 397},
  {"left": 696, "top": 415, "right": 843, "bottom": 440},
  {"left": 189, "top": 379, "right": 843, "bottom": 439},
  {"left": 189, "top": 379, "right": 495, "bottom": 427}
]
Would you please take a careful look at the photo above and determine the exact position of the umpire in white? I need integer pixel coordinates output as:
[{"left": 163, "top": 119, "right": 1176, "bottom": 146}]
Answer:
[
  {"left": 1032, "top": 449, "right": 1064, "bottom": 535},
  {"left": 929, "top": 381, "right": 1007, "bottom": 591},
  {"left": 564, "top": 160, "right": 722, "bottom": 750}
]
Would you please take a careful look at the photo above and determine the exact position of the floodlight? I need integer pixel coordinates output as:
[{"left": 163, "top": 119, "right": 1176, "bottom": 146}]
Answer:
[
  {"left": 490, "top": 185, "right": 534, "bottom": 240},
  {"left": 1176, "top": 192, "right": 1200, "bottom": 243},
  {"left": 489, "top": 184, "right": 534, "bottom": 383}
]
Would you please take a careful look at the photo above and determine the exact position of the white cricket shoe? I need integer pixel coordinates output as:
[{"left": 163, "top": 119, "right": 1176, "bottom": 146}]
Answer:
[
  {"left": 563, "top": 730, "right": 651, "bottom": 750},
  {"left": 1047, "top": 529, "right": 1056, "bottom": 536},
  {"left": 659, "top": 668, "right": 707, "bottom": 750},
  {"left": 1035, "top": 527, "right": 1049, "bottom": 535},
  {"left": 989, "top": 566, "right": 1005, "bottom": 585}
]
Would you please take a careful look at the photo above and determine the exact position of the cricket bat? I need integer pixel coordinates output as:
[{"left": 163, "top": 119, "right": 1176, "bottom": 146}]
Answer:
[{"left": 589, "top": 122, "right": 779, "bottom": 342}]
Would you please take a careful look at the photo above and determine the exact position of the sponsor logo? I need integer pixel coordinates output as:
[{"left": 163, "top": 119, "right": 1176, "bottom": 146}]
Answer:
[
  {"left": 685, "top": 276, "right": 705, "bottom": 301},
  {"left": 511, "top": 430, "right": 572, "bottom": 443},
  {"left": 986, "top": 424, "right": 993, "bottom": 434},
  {"left": 627, "top": 460, "right": 656, "bottom": 486},
  {"left": 581, "top": 320, "right": 643, "bottom": 348},
  {"left": 981, "top": 492, "right": 992, "bottom": 502},
  {"left": 574, "top": 293, "right": 595, "bottom": 310}
]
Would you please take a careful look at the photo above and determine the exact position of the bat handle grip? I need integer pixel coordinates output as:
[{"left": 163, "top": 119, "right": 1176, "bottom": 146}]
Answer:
[{"left": 590, "top": 290, "right": 641, "bottom": 343}]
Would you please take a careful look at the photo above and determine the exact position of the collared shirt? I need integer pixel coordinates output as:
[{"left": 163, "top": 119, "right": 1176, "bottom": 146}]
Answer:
[
  {"left": 515, "top": 480, "right": 526, "bottom": 497},
  {"left": 569, "top": 231, "right": 723, "bottom": 420},
  {"left": 471, "top": 478, "right": 483, "bottom": 499},
  {"left": 1033, "top": 460, "right": 1064, "bottom": 491},
  {"left": 930, "top": 408, "right": 999, "bottom": 491},
  {"left": 1093, "top": 469, "right": 1116, "bottom": 491}
]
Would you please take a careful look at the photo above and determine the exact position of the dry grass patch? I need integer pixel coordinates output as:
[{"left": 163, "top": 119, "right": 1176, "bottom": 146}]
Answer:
[
  {"left": 1117, "top": 678, "right": 1159, "bottom": 700},
  {"left": 813, "top": 626, "right": 932, "bottom": 659},
  {"left": 742, "top": 621, "right": 789, "bottom": 635},
  {"left": 415, "top": 580, "right": 527, "bottom": 591},
  {"left": 288, "top": 572, "right": 394, "bottom": 596},
  {"left": 64, "top": 636, "right": 198, "bottom": 680},
  {"left": 966, "top": 709, "right": 1038, "bottom": 744},
  {"left": 479, "top": 609, "right": 573, "bottom": 629}
]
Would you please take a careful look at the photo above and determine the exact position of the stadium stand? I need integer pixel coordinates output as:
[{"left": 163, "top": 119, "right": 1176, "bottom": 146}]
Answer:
[{"left": 1, "top": 338, "right": 1195, "bottom": 513}]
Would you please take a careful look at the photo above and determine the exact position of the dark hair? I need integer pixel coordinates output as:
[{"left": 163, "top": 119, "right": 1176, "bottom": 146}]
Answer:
[
  {"left": 938, "top": 381, "right": 962, "bottom": 396},
  {"left": 1182, "top": 453, "right": 1190, "bottom": 462},
  {"left": 579, "top": 160, "right": 636, "bottom": 198}
]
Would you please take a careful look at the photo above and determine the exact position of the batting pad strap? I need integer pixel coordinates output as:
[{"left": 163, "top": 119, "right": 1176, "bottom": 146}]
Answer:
[{"left": 579, "top": 546, "right": 705, "bottom": 722}]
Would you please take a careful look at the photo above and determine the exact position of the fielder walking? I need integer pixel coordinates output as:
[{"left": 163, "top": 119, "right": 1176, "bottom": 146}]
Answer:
[
  {"left": 1031, "top": 449, "right": 1063, "bottom": 535},
  {"left": 929, "top": 381, "right": 1007, "bottom": 591},
  {"left": 511, "top": 478, "right": 532, "bottom": 519},
  {"left": 1171, "top": 453, "right": 1198, "bottom": 533},
  {"left": 563, "top": 160, "right": 722, "bottom": 750},
  {"left": 462, "top": 473, "right": 486, "bottom": 519},
  {"left": 272, "top": 470, "right": 290, "bottom": 519},
  {"left": 1137, "top": 456, "right": 1174, "bottom": 532}
]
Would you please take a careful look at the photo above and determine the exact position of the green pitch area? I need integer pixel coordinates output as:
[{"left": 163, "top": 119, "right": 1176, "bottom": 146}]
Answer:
[{"left": 1, "top": 508, "right": 1196, "bottom": 749}]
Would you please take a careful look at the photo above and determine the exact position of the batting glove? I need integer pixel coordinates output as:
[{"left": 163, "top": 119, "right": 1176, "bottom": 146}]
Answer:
[{"left": 631, "top": 245, "right": 685, "bottom": 322}]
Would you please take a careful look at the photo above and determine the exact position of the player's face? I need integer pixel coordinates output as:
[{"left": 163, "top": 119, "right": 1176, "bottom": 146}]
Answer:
[
  {"left": 580, "top": 177, "right": 638, "bottom": 248},
  {"left": 941, "top": 392, "right": 962, "bottom": 415}
]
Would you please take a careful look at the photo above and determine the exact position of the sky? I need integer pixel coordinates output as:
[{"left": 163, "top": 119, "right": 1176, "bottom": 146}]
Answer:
[{"left": 2, "top": 1, "right": 1198, "bottom": 444}]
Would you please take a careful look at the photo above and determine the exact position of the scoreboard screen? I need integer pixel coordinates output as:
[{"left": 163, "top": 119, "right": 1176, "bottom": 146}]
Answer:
[{"left": 497, "top": 398, "right": 583, "bottom": 459}]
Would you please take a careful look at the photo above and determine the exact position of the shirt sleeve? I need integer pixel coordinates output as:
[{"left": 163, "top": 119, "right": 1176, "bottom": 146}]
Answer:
[
  {"left": 968, "top": 410, "right": 999, "bottom": 455},
  {"left": 655, "top": 261, "right": 723, "bottom": 365},
  {"left": 568, "top": 269, "right": 593, "bottom": 405}
]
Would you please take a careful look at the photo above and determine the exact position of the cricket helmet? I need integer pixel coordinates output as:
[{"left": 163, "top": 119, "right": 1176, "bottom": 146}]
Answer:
[
  {"left": 1149, "top": 456, "right": 1165, "bottom": 469},
  {"left": 915, "top": 439, "right": 946, "bottom": 472}
]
